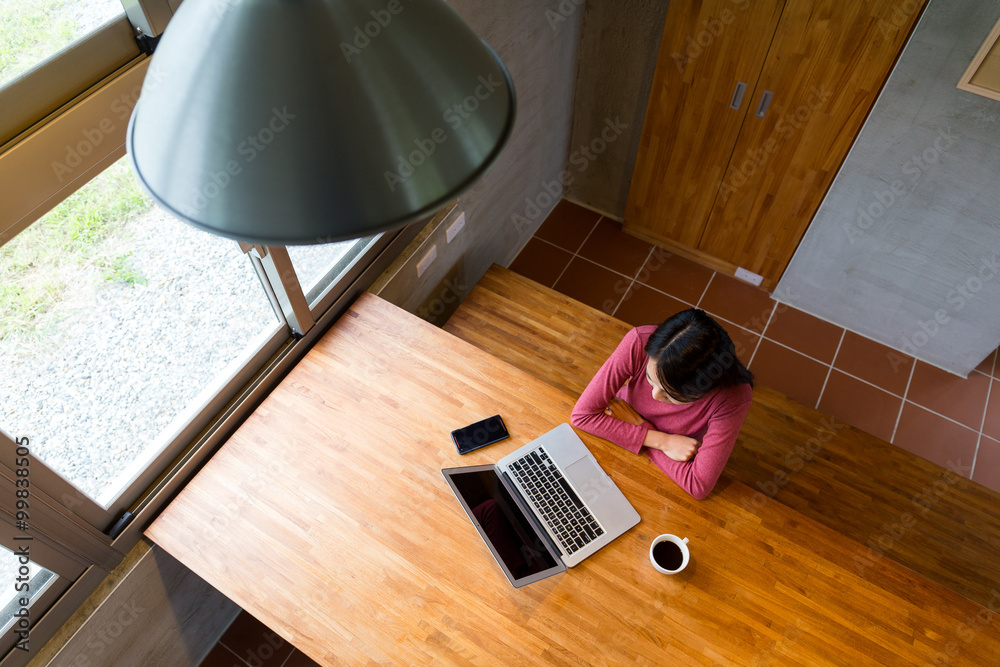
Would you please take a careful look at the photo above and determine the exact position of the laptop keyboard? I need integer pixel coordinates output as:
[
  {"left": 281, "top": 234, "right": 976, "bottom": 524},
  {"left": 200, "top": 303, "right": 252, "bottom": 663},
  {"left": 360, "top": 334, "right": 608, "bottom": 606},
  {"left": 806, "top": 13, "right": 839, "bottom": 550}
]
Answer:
[{"left": 508, "top": 447, "right": 605, "bottom": 555}]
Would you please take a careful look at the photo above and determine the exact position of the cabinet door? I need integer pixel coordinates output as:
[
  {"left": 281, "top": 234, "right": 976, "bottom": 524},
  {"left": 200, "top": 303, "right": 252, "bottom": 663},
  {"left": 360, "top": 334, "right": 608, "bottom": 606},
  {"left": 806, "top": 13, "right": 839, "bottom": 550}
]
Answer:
[
  {"left": 624, "top": 0, "right": 785, "bottom": 248},
  {"left": 698, "top": 0, "right": 926, "bottom": 284}
]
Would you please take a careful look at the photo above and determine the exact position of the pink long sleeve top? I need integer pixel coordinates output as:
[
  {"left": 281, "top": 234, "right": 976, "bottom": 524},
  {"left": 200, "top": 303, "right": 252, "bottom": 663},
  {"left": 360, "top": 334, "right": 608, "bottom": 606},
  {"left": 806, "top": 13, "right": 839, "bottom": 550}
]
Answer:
[{"left": 570, "top": 326, "right": 753, "bottom": 500}]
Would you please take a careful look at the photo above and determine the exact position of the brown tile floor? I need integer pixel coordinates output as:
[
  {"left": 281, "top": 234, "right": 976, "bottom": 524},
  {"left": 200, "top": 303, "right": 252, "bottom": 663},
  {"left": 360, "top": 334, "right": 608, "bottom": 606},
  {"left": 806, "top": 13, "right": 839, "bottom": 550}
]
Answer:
[
  {"left": 198, "top": 611, "right": 319, "bottom": 667},
  {"left": 509, "top": 199, "right": 1000, "bottom": 494}
]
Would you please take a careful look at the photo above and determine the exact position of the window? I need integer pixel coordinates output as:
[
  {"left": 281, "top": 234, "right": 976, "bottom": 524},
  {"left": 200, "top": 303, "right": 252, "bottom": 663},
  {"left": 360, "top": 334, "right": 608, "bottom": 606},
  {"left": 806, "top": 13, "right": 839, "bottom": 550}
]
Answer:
[
  {"left": 288, "top": 235, "right": 381, "bottom": 308},
  {"left": 0, "top": 0, "right": 414, "bottom": 659},
  {"left": 0, "top": 157, "right": 280, "bottom": 507},
  {"left": 0, "top": 0, "right": 126, "bottom": 88}
]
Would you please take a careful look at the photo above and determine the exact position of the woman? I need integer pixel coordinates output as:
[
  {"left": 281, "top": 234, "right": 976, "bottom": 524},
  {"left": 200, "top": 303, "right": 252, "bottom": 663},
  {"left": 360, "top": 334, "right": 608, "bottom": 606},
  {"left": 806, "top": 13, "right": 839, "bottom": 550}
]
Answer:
[{"left": 570, "top": 309, "right": 753, "bottom": 500}]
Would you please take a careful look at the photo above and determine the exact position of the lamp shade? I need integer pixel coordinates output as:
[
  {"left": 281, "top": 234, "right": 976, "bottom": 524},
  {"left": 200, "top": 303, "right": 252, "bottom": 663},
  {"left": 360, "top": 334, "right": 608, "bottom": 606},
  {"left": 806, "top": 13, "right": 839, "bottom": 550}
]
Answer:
[{"left": 127, "top": 0, "right": 515, "bottom": 244}]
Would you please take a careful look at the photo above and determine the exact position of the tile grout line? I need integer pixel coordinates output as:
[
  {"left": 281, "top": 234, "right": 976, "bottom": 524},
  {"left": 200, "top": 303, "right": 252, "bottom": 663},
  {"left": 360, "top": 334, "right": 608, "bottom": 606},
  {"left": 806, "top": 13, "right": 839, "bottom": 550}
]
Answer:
[
  {"left": 981, "top": 348, "right": 1000, "bottom": 479},
  {"left": 972, "top": 432, "right": 982, "bottom": 482},
  {"left": 898, "top": 398, "right": 987, "bottom": 435},
  {"left": 694, "top": 272, "right": 715, "bottom": 309},
  {"left": 971, "top": 372, "right": 994, "bottom": 480},
  {"left": 214, "top": 642, "right": 253, "bottom": 667},
  {"left": 532, "top": 236, "right": 567, "bottom": 252},
  {"left": 549, "top": 215, "right": 603, "bottom": 288},
  {"left": 743, "top": 333, "right": 980, "bottom": 436},
  {"left": 629, "top": 276, "right": 699, "bottom": 309},
  {"left": 751, "top": 336, "right": 859, "bottom": 388},
  {"left": 611, "top": 246, "right": 656, "bottom": 317},
  {"left": 814, "top": 329, "right": 846, "bottom": 411},
  {"left": 746, "top": 301, "right": 777, "bottom": 369},
  {"left": 890, "top": 362, "right": 918, "bottom": 444},
  {"left": 278, "top": 648, "right": 298, "bottom": 667}
]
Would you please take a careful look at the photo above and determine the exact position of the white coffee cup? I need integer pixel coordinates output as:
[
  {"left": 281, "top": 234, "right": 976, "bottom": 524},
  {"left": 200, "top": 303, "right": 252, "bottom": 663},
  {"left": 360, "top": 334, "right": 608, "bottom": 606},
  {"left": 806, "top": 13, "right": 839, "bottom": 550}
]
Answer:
[{"left": 649, "top": 534, "right": 690, "bottom": 574}]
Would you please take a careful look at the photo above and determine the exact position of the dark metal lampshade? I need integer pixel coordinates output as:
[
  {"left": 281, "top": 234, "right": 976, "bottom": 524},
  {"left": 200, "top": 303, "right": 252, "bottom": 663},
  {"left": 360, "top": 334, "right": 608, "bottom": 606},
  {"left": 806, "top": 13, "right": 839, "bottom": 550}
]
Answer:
[{"left": 127, "top": 0, "right": 516, "bottom": 244}]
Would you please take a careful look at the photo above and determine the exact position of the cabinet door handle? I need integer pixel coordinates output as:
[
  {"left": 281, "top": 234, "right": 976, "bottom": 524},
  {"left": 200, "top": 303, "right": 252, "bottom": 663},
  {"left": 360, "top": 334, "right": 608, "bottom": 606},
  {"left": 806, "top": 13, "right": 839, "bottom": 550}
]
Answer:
[
  {"left": 729, "top": 81, "right": 747, "bottom": 110},
  {"left": 754, "top": 90, "right": 774, "bottom": 118}
]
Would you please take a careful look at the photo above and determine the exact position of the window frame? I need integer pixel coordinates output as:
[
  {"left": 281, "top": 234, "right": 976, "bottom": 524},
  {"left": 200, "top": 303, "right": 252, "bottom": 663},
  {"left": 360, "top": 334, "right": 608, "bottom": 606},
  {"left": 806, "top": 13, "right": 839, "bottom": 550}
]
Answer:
[
  {"left": 0, "top": 14, "right": 141, "bottom": 147},
  {"left": 0, "top": 0, "right": 425, "bottom": 660}
]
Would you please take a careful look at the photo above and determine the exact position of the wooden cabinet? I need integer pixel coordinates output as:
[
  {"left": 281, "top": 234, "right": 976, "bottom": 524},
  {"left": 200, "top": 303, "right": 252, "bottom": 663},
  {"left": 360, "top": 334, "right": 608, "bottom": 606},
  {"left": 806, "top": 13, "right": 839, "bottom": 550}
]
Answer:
[{"left": 625, "top": 0, "right": 926, "bottom": 290}]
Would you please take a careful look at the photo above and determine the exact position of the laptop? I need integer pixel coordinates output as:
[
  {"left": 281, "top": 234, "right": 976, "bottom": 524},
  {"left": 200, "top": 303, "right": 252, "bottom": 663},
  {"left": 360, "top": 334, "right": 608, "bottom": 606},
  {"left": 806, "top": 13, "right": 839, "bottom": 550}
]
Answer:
[{"left": 442, "top": 423, "right": 641, "bottom": 587}]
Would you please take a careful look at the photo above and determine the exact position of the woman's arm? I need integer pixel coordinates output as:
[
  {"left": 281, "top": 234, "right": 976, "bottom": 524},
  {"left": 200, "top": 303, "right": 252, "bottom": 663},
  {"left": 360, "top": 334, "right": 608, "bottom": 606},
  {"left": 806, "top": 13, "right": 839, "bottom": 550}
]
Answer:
[
  {"left": 570, "top": 329, "right": 651, "bottom": 453},
  {"left": 644, "top": 389, "right": 752, "bottom": 500},
  {"left": 607, "top": 398, "right": 699, "bottom": 462}
]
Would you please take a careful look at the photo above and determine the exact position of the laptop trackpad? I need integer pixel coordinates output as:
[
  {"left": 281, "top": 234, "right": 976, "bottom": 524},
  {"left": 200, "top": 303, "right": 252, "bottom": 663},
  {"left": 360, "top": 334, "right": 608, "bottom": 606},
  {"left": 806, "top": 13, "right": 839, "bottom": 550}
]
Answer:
[{"left": 565, "top": 457, "right": 613, "bottom": 503}]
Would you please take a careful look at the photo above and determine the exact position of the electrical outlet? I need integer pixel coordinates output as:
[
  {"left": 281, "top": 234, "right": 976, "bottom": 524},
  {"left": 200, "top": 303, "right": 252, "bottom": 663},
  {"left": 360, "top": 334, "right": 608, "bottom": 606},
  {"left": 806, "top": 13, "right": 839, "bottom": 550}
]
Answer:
[
  {"left": 416, "top": 244, "right": 437, "bottom": 278},
  {"left": 734, "top": 267, "right": 763, "bottom": 287},
  {"left": 446, "top": 212, "right": 466, "bottom": 243}
]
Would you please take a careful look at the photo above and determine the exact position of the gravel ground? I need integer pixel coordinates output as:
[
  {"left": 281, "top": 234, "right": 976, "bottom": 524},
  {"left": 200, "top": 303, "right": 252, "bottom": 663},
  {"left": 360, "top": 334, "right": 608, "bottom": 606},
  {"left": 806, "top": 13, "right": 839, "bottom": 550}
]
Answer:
[
  {"left": 0, "top": 204, "right": 354, "bottom": 599},
  {"left": 71, "top": 0, "right": 127, "bottom": 36},
  {"left": 0, "top": 0, "right": 358, "bottom": 592},
  {"left": 1, "top": 207, "right": 281, "bottom": 504}
]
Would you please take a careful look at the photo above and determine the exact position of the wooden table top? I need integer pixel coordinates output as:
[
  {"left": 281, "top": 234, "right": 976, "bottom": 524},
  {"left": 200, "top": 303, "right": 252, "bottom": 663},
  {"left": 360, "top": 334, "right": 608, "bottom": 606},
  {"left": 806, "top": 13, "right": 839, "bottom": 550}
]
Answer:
[{"left": 147, "top": 292, "right": 1000, "bottom": 666}]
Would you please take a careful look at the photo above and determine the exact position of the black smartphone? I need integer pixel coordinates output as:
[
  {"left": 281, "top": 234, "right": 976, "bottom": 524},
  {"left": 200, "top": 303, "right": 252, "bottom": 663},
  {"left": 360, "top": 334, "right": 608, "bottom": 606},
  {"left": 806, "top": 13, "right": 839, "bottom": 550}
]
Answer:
[{"left": 452, "top": 414, "right": 510, "bottom": 454}]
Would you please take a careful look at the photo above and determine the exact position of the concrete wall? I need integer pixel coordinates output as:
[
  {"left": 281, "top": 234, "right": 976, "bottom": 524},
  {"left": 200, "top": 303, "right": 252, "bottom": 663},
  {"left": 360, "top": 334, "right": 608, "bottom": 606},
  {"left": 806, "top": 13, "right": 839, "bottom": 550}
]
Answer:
[
  {"left": 564, "top": 0, "right": 670, "bottom": 219},
  {"left": 776, "top": 0, "right": 1000, "bottom": 376},
  {"left": 31, "top": 541, "right": 238, "bottom": 667},
  {"left": 374, "top": 0, "right": 585, "bottom": 323}
]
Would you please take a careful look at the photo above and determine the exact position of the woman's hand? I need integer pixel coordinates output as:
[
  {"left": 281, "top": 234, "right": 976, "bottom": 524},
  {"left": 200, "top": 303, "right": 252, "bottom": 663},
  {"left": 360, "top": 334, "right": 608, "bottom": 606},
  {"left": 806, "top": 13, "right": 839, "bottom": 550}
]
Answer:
[
  {"left": 603, "top": 397, "right": 646, "bottom": 426},
  {"left": 643, "top": 430, "right": 699, "bottom": 462},
  {"left": 603, "top": 398, "right": 698, "bottom": 461}
]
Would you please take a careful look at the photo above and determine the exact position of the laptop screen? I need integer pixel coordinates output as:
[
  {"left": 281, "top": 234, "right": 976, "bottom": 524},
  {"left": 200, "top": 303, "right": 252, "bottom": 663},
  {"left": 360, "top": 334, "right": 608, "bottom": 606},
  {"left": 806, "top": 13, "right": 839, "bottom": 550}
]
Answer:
[{"left": 443, "top": 466, "right": 565, "bottom": 587}]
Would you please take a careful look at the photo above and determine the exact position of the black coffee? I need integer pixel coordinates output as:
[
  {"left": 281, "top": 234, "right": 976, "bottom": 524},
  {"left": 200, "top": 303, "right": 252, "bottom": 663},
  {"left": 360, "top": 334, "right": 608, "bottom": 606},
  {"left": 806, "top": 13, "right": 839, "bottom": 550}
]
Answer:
[{"left": 652, "top": 541, "right": 683, "bottom": 571}]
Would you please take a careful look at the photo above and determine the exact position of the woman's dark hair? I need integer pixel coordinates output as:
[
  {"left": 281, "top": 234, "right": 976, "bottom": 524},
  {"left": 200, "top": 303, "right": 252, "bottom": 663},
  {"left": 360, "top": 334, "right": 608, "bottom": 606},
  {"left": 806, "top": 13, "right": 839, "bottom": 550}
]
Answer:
[{"left": 644, "top": 308, "right": 754, "bottom": 402}]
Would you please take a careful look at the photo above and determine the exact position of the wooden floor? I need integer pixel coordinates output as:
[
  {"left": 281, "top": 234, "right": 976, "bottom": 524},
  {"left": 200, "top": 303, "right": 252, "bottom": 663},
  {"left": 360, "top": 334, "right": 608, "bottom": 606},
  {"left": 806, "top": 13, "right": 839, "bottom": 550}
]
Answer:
[{"left": 445, "top": 265, "right": 1000, "bottom": 610}]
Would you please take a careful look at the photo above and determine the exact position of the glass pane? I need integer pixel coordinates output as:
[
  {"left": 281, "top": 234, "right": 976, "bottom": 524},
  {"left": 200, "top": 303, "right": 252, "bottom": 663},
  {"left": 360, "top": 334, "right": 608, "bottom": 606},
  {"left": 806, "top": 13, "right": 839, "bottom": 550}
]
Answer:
[
  {"left": 0, "top": 158, "right": 281, "bottom": 506},
  {"left": 287, "top": 235, "right": 379, "bottom": 307},
  {"left": 0, "top": 546, "right": 56, "bottom": 638},
  {"left": 0, "top": 0, "right": 126, "bottom": 87}
]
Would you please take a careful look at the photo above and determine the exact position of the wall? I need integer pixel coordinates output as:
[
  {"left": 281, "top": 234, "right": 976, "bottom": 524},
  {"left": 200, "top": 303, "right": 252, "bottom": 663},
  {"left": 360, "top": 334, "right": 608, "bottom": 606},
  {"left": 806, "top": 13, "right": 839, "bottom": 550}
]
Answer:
[
  {"left": 30, "top": 541, "right": 237, "bottom": 667},
  {"left": 776, "top": 0, "right": 1000, "bottom": 377},
  {"left": 374, "top": 0, "right": 585, "bottom": 323},
  {"left": 563, "top": 0, "right": 670, "bottom": 219}
]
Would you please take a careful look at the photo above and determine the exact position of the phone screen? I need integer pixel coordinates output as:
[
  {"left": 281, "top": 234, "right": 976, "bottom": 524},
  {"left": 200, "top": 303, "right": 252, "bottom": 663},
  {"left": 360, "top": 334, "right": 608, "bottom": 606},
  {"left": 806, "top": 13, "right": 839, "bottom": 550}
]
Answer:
[{"left": 452, "top": 415, "right": 510, "bottom": 454}]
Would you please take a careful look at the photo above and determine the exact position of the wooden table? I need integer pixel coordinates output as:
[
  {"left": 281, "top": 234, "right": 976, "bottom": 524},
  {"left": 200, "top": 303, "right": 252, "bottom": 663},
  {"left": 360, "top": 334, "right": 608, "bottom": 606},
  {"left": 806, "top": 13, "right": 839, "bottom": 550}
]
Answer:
[{"left": 147, "top": 293, "right": 1000, "bottom": 666}]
